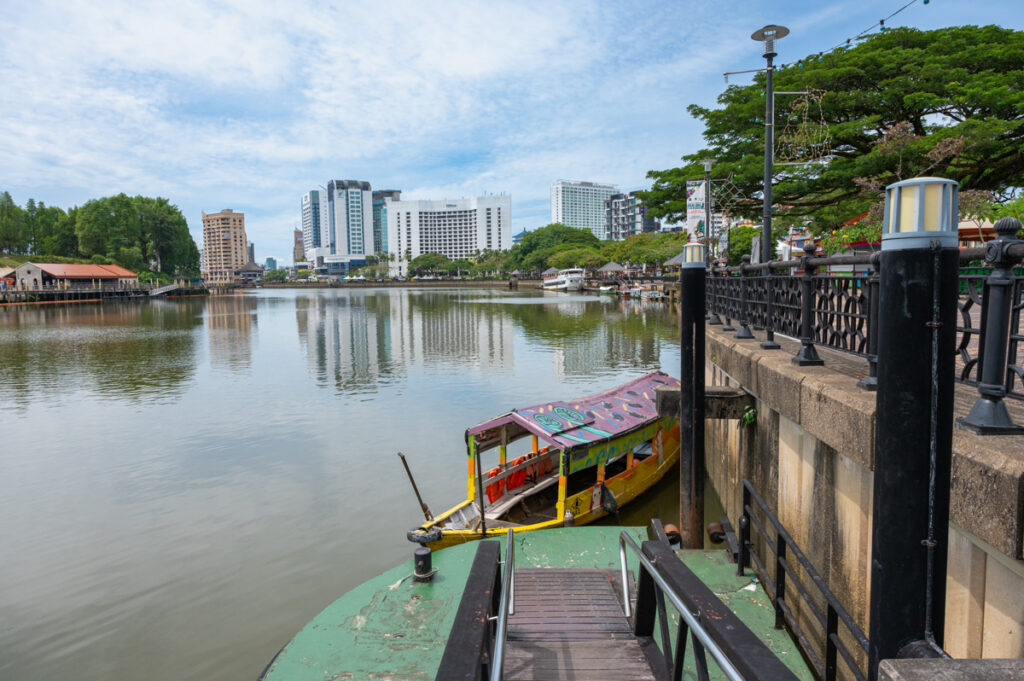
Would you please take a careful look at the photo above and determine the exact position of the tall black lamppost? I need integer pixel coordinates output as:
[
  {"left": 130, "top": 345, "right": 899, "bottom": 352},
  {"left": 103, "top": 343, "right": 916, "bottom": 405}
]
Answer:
[
  {"left": 750, "top": 25, "right": 787, "bottom": 265},
  {"left": 751, "top": 25, "right": 787, "bottom": 350},
  {"left": 703, "top": 158, "right": 714, "bottom": 257}
]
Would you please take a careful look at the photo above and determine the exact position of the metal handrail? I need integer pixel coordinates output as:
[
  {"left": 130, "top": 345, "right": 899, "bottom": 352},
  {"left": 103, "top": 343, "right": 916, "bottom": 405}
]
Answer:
[
  {"left": 618, "top": 531, "right": 745, "bottom": 681},
  {"left": 489, "top": 528, "right": 515, "bottom": 681}
]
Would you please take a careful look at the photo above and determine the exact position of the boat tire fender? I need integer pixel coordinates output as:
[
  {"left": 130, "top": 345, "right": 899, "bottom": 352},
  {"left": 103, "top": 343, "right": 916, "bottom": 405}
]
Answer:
[{"left": 408, "top": 526, "right": 442, "bottom": 545}]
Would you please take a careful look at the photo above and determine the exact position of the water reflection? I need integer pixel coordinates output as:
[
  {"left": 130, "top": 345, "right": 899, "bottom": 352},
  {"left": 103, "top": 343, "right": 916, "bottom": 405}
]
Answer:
[
  {"left": 206, "top": 294, "right": 258, "bottom": 371},
  {"left": 0, "top": 288, "right": 682, "bottom": 681},
  {"left": 0, "top": 300, "right": 202, "bottom": 408}
]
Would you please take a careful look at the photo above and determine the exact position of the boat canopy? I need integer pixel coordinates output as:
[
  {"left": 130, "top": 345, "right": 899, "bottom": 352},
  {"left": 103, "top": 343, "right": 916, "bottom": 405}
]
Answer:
[{"left": 466, "top": 371, "right": 679, "bottom": 454}]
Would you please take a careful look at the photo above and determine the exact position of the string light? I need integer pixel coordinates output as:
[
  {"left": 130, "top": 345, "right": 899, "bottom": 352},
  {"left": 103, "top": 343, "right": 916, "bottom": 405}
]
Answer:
[{"left": 774, "top": 0, "right": 925, "bottom": 69}]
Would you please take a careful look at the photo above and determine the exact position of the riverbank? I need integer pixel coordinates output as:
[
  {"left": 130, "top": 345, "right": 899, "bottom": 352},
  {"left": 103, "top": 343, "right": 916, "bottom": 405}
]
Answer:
[
  {"left": 0, "top": 286, "right": 210, "bottom": 306},
  {"left": 262, "top": 278, "right": 540, "bottom": 289}
]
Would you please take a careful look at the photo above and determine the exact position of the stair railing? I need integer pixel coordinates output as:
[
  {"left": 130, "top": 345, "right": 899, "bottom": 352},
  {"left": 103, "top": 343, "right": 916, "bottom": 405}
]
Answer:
[
  {"left": 489, "top": 528, "right": 515, "bottom": 681},
  {"left": 619, "top": 530, "right": 800, "bottom": 681}
]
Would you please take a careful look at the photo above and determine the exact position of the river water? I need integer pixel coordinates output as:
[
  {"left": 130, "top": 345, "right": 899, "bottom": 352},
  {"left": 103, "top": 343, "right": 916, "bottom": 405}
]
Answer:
[{"left": 0, "top": 287, "right": 682, "bottom": 681}]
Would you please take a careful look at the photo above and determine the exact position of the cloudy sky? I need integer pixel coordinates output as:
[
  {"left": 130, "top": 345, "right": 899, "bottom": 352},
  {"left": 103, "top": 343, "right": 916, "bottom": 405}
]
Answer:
[{"left": 2, "top": 0, "right": 1021, "bottom": 264}]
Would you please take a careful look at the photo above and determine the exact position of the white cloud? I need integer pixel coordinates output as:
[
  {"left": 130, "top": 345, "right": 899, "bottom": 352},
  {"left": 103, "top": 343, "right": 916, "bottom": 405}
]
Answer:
[{"left": 1, "top": 0, "right": 1020, "bottom": 263}]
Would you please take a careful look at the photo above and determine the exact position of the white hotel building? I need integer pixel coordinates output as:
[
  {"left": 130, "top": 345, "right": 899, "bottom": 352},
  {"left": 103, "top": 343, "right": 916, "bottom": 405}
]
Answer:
[
  {"left": 386, "top": 195, "right": 511, "bottom": 276},
  {"left": 551, "top": 180, "right": 619, "bottom": 240}
]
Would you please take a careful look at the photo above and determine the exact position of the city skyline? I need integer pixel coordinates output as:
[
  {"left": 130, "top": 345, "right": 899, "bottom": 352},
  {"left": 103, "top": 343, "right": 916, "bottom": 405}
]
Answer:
[{"left": 2, "top": 1, "right": 1022, "bottom": 265}]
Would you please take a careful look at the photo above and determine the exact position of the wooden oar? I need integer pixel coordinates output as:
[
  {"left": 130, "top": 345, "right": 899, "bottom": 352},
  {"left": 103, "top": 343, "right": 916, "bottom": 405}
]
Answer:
[{"left": 397, "top": 452, "right": 433, "bottom": 521}]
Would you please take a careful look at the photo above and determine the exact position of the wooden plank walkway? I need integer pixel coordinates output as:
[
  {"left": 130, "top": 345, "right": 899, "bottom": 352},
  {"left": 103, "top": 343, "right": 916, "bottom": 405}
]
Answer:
[{"left": 503, "top": 568, "right": 656, "bottom": 681}]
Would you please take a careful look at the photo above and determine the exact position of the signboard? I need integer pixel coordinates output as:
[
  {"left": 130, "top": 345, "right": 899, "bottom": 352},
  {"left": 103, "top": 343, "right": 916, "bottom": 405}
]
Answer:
[{"left": 686, "top": 180, "right": 706, "bottom": 236}]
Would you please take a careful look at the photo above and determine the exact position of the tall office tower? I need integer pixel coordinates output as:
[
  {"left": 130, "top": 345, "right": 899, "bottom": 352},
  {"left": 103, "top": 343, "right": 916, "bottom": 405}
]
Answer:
[
  {"left": 300, "top": 190, "right": 324, "bottom": 259},
  {"left": 386, "top": 194, "right": 511, "bottom": 276},
  {"left": 247, "top": 241, "right": 255, "bottom": 263},
  {"left": 325, "top": 180, "right": 373, "bottom": 258},
  {"left": 293, "top": 229, "right": 305, "bottom": 264},
  {"left": 605, "top": 191, "right": 660, "bottom": 241},
  {"left": 550, "top": 180, "right": 619, "bottom": 240},
  {"left": 372, "top": 189, "right": 401, "bottom": 254},
  {"left": 201, "top": 209, "right": 248, "bottom": 282}
]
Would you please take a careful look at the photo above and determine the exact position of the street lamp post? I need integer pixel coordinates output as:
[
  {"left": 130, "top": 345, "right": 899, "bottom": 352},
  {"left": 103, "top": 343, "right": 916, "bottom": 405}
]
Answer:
[
  {"left": 703, "top": 158, "right": 714, "bottom": 257},
  {"left": 751, "top": 24, "right": 787, "bottom": 350}
]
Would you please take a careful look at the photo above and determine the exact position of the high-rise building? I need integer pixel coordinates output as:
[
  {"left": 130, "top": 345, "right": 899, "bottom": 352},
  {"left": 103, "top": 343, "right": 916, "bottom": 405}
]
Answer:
[
  {"left": 550, "top": 180, "right": 619, "bottom": 240},
  {"left": 325, "top": 180, "right": 372, "bottom": 257},
  {"left": 303, "top": 180, "right": 374, "bottom": 276},
  {"left": 247, "top": 241, "right": 255, "bottom": 264},
  {"left": 293, "top": 229, "right": 305, "bottom": 264},
  {"left": 372, "top": 190, "right": 401, "bottom": 254},
  {"left": 264, "top": 257, "right": 277, "bottom": 270},
  {"left": 300, "top": 189, "right": 325, "bottom": 259},
  {"left": 605, "top": 191, "right": 659, "bottom": 241},
  {"left": 387, "top": 195, "right": 511, "bottom": 276},
  {"left": 201, "top": 209, "right": 248, "bottom": 282}
]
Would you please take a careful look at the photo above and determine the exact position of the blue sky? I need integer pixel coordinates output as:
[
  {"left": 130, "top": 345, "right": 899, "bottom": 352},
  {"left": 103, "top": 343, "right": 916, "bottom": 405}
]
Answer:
[{"left": 1, "top": 0, "right": 1022, "bottom": 265}]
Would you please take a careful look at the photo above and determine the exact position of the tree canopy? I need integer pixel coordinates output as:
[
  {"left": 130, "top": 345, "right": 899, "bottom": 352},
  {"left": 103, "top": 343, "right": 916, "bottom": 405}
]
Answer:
[
  {"left": 0, "top": 191, "right": 199, "bottom": 276},
  {"left": 643, "top": 25, "right": 1024, "bottom": 234}
]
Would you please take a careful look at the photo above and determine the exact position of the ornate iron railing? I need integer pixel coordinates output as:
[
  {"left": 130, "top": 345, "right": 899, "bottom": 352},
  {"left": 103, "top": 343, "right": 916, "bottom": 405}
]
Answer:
[{"left": 705, "top": 240, "right": 1024, "bottom": 408}]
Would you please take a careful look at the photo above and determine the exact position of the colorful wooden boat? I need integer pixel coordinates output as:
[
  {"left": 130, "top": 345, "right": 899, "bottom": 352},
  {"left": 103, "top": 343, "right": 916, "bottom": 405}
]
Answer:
[{"left": 406, "top": 370, "right": 680, "bottom": 550}]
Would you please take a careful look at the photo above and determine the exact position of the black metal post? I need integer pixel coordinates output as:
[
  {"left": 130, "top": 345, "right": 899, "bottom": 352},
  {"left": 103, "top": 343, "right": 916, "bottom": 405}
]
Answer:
[
  {"left": 737, "top": 485, "right": 750, "bottom": 576},
  {"left": 857, "top": 252, "right": 881, "bottom": 391},
  {"left": 868, "top": 244, "right": 958, "bottom": 679},
  {"left": 735, "top": 255, "right": 754, "bottom": 339},
  {"left": 680, "top": 257, "right": 707, "bottom": 548},
  {"left": 762, "top": 57, "right": 774, "bottom": 265},
  {"left": 792, "top": 242, "right": 823, "bottom": 366},
  {"left": 958, "top": 217, "right": 1024, "bottom": 435},
  {"left": 762, "top": 264, "right": 780, "bottom": 349},
  {"left": 708, "top": 265, "right": 722, "bottom": 325}
]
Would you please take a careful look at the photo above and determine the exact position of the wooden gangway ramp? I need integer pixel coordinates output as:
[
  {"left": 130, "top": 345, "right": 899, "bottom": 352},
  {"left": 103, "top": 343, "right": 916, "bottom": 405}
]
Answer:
[{"left": 503, "top": 568, "right": 655, "bottom": 681}]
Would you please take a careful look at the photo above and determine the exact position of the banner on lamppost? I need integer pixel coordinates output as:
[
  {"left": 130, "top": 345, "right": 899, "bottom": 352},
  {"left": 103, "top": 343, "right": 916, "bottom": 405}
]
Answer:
[{"left": 686, "top": 180, "right": 706, "bottom": 236}]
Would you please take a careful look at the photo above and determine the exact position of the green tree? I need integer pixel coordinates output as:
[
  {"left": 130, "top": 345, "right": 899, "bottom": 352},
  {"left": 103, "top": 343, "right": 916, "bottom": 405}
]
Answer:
[
  {"left": 263, "top": 269, "right": 288, "bottom": 283},
  {"left": 75, "top": 194, "right": 139, "bottom": 259},
  {"left": 644, "top": 26, "right": 1024, "bottom": 234},
  {"left": 0, "top": 191, "right": 26, "bottom": 254},
  {"left": 506, "top": 223, "right": 599, "bottom": 271},
  {"left": 409, "top": 252, "right": 450, "bottom": 276},
  {"left": 547, "top": 247, "right": 604, "bottom": 270}
]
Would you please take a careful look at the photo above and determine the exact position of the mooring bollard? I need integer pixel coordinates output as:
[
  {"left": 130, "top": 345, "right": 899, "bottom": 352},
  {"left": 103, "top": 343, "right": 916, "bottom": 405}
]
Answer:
[
  {"left": 958, "top": 216, "right": 1024, "bottom": 435},
  {"left": 792, "top": 242, "right": 824, "bottom": 366},
  {"left": 735, "top": 255, "right": 754, "bottom": 339}
]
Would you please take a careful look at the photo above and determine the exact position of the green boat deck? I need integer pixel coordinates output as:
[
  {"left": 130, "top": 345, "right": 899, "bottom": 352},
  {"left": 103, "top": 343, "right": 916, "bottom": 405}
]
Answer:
[{"left": 259, "top": 527, "right": 814, "bottom": 681}]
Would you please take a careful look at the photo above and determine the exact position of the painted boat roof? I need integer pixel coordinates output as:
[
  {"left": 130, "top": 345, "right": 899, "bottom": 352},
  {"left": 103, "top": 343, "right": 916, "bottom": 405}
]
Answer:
[
  {"left": 466, "top": 370, "right": 679, "bottom": 453},
  {"left": 258, "top": 527, "right": 815, "bottom": 681}
]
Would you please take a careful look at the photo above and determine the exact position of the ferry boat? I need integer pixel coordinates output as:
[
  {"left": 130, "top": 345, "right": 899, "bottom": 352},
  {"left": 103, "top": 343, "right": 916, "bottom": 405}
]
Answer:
[
  {"left": 541, "top": 267, "right": 585, "bottom": 291},
  {"left": 405, "top": 371, "right": 680, "bottom": 550}
]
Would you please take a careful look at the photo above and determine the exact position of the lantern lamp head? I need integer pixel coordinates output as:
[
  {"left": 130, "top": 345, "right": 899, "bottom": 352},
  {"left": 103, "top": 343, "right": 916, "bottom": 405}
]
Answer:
[
  {"left": 681, "top": 241, "right": 707, "bottom": 269},
  {"left": 881, "top": 177, "right": 959, "bottom": 251},
  {"left": 751, "top": 24, "right": 789, "bottom": 58}
]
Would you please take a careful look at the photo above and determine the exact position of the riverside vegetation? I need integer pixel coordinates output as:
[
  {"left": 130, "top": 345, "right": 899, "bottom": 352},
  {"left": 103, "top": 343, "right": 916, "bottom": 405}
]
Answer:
[{"left": 0, "top": 192, "right": 200, "bottom": 283}]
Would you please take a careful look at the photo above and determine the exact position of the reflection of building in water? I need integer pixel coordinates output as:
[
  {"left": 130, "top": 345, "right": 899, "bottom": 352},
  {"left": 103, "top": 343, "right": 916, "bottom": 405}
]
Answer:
[
  {"left": 552, "top": 312, "right": 659, "bottom": 379},
  {"left": 298, "top": 293, "right": 395, "bottom": 393},
  {"left": 206, "top": 294, "right": 257, "bottom": 370},
  {"left": 296, "top": 291, "right": 515, "bottom": 393},
  {"left": 392, "top": 293, "right": 514, "bottom": 373}
]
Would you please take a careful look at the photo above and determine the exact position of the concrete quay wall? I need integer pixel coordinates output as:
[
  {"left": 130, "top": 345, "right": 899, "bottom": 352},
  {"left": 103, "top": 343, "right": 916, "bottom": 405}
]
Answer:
[{"left": 703, "top": 323, "right": 1024, "bottom": 660}]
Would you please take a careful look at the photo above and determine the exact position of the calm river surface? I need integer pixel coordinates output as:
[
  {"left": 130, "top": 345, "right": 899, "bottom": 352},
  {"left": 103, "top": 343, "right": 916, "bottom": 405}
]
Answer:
[{"left": 0, "top": 287, "right": 681, "bottom": 681}]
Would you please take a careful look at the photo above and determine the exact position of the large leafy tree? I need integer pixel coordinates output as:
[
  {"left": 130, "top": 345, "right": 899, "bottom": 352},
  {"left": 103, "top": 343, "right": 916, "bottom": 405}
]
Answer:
[
  {"left": 0, "top": 191, "right": 26, "bottom": 254},
  {"left": 644, "top": 25, "right": 1024, "bottom": 233}
]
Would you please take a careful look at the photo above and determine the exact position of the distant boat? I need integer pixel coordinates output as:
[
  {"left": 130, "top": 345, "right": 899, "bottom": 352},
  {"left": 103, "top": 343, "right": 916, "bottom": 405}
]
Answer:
[
  {"left": 406, "top": 371, "right": 680, "bottom": 550},
  {"left": 541, "top": 268, "right": 585, "bottom": 292}
]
